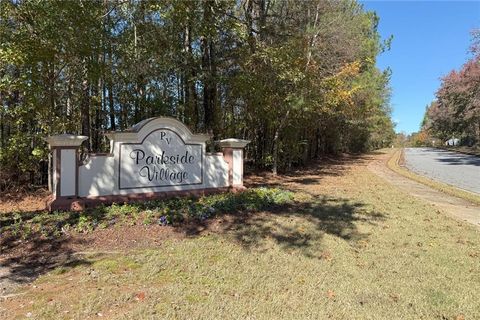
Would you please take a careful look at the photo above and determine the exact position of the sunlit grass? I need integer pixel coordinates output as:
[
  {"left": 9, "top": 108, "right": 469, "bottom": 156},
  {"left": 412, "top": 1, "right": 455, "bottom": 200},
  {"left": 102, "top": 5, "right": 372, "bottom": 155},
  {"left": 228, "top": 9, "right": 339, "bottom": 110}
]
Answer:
[{"left": 2, "top": 154, "right": 479, "bottom": 319}]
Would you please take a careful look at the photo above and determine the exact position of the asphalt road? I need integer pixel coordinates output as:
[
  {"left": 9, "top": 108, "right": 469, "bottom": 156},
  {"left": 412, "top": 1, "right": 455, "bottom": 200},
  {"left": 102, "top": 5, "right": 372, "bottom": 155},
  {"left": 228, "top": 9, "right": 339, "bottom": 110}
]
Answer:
[{"left": 404, "top": 148, "right": 480, "bottom": 194}]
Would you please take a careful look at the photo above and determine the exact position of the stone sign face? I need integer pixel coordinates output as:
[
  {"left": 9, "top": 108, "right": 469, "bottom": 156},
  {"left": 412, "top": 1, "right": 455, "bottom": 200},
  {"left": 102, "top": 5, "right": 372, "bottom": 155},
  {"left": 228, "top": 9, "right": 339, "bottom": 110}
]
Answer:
[
  {"left": 119, "top": 129, "right": 203, "bottom": 189},
  {"left": 46, "top": 117, "right": 250, "bottom": 211}
]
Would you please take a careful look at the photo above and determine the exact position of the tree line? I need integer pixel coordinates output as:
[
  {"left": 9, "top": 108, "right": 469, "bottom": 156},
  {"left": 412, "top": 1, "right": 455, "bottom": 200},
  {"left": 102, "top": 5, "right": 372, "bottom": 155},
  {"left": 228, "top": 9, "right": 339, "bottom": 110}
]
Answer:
[
  {"left": 0, "top": 0, "right": 395, "bottom": 188},
  {"left": 422, "top": 31, "right": 480, "bottom": 146}
]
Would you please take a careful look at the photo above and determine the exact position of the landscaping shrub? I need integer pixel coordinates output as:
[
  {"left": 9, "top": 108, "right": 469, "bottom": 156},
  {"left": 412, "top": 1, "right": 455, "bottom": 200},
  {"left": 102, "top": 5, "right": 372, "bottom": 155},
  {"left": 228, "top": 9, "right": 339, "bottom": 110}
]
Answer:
[{"left": 0, "top": 188, "right": 294, "bottom": 240}]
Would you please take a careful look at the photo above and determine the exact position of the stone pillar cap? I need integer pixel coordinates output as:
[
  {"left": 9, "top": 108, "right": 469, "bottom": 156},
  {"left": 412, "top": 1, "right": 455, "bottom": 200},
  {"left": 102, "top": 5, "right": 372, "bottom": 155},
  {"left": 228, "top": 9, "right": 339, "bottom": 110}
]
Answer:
[
  {"left": 216, "top": 138, "right": 250, "bottom": 148},
  {"left": 45, "top": 134, "right": 88, "bottom": 148}
]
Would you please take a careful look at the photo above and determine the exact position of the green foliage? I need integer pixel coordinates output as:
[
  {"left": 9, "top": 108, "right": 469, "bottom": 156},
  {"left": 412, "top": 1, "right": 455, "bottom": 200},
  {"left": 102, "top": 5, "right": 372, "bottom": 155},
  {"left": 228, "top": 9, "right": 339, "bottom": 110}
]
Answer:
[
  {"left": 76, "top": 214, "right": 95, "bottom": 233},
  {"left": 0, "top": 0, "right": 395, "bottom": 185}
]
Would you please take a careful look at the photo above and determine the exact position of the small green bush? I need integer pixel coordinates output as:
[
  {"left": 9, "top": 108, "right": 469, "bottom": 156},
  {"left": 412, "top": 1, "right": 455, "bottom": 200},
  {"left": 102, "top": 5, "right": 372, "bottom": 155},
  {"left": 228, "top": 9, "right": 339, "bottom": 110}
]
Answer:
[{"left": 75, "top": 214, "right": 95, "bottom": 233}]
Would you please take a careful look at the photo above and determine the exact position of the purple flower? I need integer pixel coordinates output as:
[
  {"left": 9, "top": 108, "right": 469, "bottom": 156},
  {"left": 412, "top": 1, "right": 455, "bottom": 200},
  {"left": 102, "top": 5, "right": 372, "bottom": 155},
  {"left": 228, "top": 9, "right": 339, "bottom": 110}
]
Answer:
[{"left": 159, "top": 216, "right": 168, "bottom": 226}]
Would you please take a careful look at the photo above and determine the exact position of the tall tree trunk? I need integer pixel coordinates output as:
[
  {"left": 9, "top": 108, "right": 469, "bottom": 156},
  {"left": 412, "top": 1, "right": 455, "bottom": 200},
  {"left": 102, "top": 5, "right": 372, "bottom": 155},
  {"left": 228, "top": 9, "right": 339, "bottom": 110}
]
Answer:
[
  {"left": 47, "top": 62, "right": 56, "bottom": 190},
  {"left": 272, "top": 129, "right": 279, "bottom": 175},
  {"left": 91, "top": 78, "right": 101, "bottom": 152},
  {"left": 106, "top": 3, "right": 116, "bottom": 131},
  {"left": 108, "top": 81, "right": 115, "bottom": 131},
  {"left": 272, "top": 109, "right": 290, "bottom": 175},
  {"left": 49, "top": 63, "right": 56, "bottom": 133},
  {"left": 202, "top": 0, "right": 218, "bottom": 136},
  {"left": 315, "top": 127, "right": 320, "bottom": 158},
  {"left": 81, "top": 59, "right": 91, "bottom": 151},
  {"left": 184, "top": 17, "right": 198, "bottom": 129},
  {"left": 244, "top": 0, "right": 255, "bottom": 52}
]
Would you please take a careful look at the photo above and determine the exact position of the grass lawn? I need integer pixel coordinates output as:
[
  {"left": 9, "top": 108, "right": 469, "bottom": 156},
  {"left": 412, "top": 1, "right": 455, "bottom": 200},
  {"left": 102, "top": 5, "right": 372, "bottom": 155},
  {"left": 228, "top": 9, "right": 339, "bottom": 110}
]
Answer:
[
  {"left": 1, "top": 150, "right": 479, "bottom": 319},
  {"left": 441, "top": 145, "right": 480, "bottom": 157}
]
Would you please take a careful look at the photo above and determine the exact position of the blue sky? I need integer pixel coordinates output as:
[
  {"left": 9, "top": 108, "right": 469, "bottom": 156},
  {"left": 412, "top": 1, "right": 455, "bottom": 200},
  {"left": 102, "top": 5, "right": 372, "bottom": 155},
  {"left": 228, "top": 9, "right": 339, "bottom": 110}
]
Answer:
[{"left": 361, "top": 0, "right": 480, "bottom": 134}]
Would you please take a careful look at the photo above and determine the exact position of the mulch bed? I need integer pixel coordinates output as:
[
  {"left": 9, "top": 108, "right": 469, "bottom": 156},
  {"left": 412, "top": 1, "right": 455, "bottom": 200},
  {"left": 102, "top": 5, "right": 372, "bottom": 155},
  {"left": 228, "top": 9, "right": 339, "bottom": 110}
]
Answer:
[{"left": 0, "top": 189, "right": 49, "bottom": 214}]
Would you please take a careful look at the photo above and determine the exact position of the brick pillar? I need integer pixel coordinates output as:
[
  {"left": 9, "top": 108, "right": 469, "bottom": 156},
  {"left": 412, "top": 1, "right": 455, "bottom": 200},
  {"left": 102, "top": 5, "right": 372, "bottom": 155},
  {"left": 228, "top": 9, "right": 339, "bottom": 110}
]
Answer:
[
  {"left": 45, "top": 134, "right": 88, "bottom": 211},
  {"left": 217, "top": 139, "right": 250, "bottom": 189}
]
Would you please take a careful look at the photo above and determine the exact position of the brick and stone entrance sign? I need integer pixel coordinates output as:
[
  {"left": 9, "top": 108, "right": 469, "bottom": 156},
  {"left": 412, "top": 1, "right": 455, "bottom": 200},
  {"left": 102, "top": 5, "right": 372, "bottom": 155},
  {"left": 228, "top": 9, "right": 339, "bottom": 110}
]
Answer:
[{"left": 46, "top": 117, "right": 249, "bottom": 211}]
